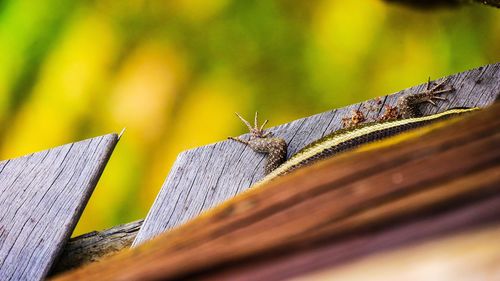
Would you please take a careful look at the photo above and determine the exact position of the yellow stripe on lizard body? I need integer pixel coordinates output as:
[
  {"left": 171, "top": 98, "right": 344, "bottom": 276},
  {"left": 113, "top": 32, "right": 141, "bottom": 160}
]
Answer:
[
  {"left": 228, "top": 80, "right": 479, "bottom": 188},
  {"left": 254, "top": 107, "right": 479, "bottom": 186}
]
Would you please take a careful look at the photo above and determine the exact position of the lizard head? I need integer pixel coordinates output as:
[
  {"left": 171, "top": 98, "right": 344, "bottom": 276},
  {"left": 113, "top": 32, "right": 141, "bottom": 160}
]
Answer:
[{"left": 234, "top": 112, "right": 273, "bottom": 139}]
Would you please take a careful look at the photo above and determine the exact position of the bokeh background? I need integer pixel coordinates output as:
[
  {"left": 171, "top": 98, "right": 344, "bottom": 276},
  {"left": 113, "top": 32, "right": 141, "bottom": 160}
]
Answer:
[{"left": 0, "top": 0, "right": 498, "bottom": 236}]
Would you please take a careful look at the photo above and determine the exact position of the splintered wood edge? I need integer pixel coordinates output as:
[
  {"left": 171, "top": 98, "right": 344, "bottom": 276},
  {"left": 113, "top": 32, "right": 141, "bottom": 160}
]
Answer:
[{"left": 133, "top": 63, "right": 500, "bottom": 246}]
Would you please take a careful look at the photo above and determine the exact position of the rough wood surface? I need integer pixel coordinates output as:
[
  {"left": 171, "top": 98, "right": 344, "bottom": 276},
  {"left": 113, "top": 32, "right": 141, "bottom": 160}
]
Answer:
[
  {"left": 49, "top": 220, "right": 143, "bottom": 276},
  {"left": 52, "top": 102, "right": 500, "bottom": 281},
  {"left": 133, "top": 63, "right": 500, "bottom": 246},
  {"left": 0, "top": 134, "right": 118, "bottom": 281}
]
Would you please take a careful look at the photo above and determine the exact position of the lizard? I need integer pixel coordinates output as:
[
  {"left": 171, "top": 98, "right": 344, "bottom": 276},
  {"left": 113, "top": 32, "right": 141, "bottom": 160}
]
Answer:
[{"left": 228, "top": 79, "right": 480, "bottom": 186}]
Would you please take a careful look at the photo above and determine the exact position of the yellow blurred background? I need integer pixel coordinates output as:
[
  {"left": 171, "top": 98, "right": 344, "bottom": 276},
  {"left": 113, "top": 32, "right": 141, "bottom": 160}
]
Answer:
[{"left": 0, "top": 0, "right": 498, "bottom": 236}]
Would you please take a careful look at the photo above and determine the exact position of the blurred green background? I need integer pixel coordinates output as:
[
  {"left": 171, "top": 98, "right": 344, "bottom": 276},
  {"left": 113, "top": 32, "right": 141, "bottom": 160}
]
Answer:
[{"left": 0, "top": 0, "right": 498, "bottom": 236}]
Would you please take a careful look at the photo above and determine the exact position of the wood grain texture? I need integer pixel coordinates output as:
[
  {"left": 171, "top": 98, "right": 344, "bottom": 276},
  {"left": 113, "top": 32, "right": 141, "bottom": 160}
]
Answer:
[
  {"left": 292, "top": 221, "right": 500, "bottom": 281},
  {"left": 133, "top": 63, "right": 500, "bottom": 246},
  {"left": 49, "top": 220, "right": 143, "bottom": 276},
  {"left": 52, "top": 102, "right": 500, "bottom": 281},
  {"left": 201, "top": 166, "right": 500, "bottom": 281},
  {"left": 0, "top": 134, "right": 118, "bottom": 281}
]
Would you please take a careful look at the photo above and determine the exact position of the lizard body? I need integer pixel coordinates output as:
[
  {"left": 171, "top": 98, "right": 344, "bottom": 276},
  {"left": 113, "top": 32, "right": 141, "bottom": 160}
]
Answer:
[{"left": 229, "top": 79, "right": 479, "bottom": 186}]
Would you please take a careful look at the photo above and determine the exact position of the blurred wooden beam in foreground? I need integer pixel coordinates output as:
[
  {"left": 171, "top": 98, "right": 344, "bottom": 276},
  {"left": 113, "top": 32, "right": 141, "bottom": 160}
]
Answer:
[
  {"left": 52, "top": 102, "right": 500, "bottom": 280},
  {"left": 294, "top": 222, "right": 500, "bottom": 281}
]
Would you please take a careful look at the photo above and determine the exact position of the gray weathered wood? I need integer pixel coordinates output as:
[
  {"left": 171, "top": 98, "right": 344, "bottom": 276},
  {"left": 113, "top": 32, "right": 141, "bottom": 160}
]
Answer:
[
  {"left": 0, "top": 134, "right": 118, "bottom": 281},
  {"left": 133, "top": 63, "right": 500, "bottom": 246},
  {"left": 49, "top": 219, "right": 143, "bottom": 276}
]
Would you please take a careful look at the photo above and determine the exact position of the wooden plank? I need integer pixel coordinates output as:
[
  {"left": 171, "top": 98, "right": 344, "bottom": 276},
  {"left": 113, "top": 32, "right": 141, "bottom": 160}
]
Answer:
[
  {"left": 49, "top": 219, "right": 143, "bottom": 276},
  {"left": 292, "top": 222, "right": 500, "bottom": 281},
  {"left": 205, "top": 195, "right": 500, "bottom": 281},
  {"left": 133, "top": 63, "right": 500, "bottom": 246},
  {"left": 0, "top": 134, "right": 118, "bottom": 281},
  {"left": 51, "top": 103, "right": 500, "bottom": 281}
]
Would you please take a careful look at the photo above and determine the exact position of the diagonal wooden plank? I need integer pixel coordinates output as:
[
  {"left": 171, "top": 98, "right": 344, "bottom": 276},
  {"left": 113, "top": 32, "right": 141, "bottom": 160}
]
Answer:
[
  {"left": 133, "top": 63, "right": 500, "bottom": 246},
  {"left": 0, "top": 133, "right": 118, "bottom": 281}
]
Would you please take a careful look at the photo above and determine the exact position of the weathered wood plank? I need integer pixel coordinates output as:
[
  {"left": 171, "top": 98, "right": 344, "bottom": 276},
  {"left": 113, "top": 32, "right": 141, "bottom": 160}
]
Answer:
[
  {"left": 49, "top": 220, "right": 143, "bottom": 276},
  {"left": 51, "top": 103, "right": 500, "bottom": 281},
  {"left": 133, "top": 63, "right": 500, "bottom": 246},
  {"left": 0, "top": 134, "right": 118, "bottom": 281}
]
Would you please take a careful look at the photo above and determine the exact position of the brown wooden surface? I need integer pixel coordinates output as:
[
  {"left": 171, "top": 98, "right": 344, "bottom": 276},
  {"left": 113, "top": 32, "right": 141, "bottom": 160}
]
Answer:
[
  {"left": 52, "top": 103, "right": 500, "bottom": 281},
  {"left": 292, "top": 222, "right": 500, "bottom": 281},
  {"left": 201, "top": 180, "right": 500, "bottom": 281}
]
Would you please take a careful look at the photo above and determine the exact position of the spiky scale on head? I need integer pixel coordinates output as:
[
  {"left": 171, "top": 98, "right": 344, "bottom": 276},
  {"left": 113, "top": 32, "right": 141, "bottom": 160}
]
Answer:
[{"left": 228, "top": 112, "right": 287, "bottom": 174}]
